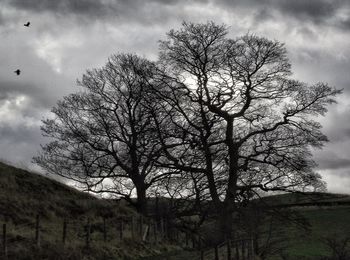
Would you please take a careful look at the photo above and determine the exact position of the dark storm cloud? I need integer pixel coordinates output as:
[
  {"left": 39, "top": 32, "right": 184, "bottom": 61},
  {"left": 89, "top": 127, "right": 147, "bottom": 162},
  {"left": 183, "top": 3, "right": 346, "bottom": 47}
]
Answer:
[
  {"left": 7, "top": 0, "right": 114, "bottom": 18},
  {"left": 4, "top": 0, "right": 202, "bottom": 24},
  {"left": 316, "top": 151, "right": 350, "bottom": 171},
  {"left": 6, "top": 0, "right": 349, "bottom": 31},
  {"left": 274, "top": 0, "right": 336, "bottom": 24},
  {"left": 320, "top": 110, "right": 350, "bottom": 146},
  {"left": 0, "top": 76, "right": 71, "bottom": 111},
  {"left": 0, "top": 124, "right": 46, "bottom": 167},
  {"left": 6, "top": 86, "right": 61, "bottom": 110},
  {"left": 0, "top": 80, "right": 43, "bottom": 101},
  {"left": 290, "top": 47, "right": 350, "bottom": 92},
  {"left": 4, "top": 0, "right": 350, "bottom": 29},
  {"left": 0, "top": 125, "right": 42, "bottom": 144},
  {"left": 339, "top": 17, "right": 350, "bottom": 30},
  {"left": 220, "top": 0, "right": 350, "bottom": 30},
  {"left": 259, "top": 0, "right": 335, "bottom": 22},
  {"left": 274, "top": 0, "right": 350, "bottom": 32},
  {"left": 252, "top": 8, "right": 274, "bottom": 23}
]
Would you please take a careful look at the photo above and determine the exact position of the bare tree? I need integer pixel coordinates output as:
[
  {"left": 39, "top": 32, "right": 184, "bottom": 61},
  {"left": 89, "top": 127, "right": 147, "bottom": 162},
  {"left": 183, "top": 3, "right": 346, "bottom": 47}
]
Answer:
[
  {"left": 34, "top": 22, "right": 340, "bottom": 228},
  {"left": 156, "top": 21, "right": 341, "bottom": 235},
  {"left": 34, "top": 54, "right": 173, "bottom": 214}
]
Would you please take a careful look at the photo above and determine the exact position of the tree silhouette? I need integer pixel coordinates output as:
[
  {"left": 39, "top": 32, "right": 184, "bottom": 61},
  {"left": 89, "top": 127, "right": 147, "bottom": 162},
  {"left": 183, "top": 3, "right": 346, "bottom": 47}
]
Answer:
[
  {"left": 34, "top": 54, "right": 172, "bottom": 214},
  {"left": 34, "top": 22, "right": 341, "bottom": 228},
  {"left": 156, "top": 21, "right": 341, "bottom": 236}
]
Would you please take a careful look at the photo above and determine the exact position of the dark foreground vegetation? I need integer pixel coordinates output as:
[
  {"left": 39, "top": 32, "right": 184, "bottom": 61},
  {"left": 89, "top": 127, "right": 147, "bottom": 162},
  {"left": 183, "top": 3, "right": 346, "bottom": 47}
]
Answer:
[
  {"left": 0, "top": 162, "right": 182, "bottom": 259},
  {"left": 1, "top": 161, "right": 350, "bottom": 259}
]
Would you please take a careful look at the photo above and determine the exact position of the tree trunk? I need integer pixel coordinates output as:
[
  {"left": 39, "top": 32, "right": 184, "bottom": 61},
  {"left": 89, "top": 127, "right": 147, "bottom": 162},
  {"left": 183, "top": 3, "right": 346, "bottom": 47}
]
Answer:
[
  {"left": 219, "top": 201, "right": 234, "bottom": 240},
  {"left": 222, "top": 116, "right": 239, "bottom": 240},
  {"left": 135, "top": 184, "right": 148, "bottom": 215}
]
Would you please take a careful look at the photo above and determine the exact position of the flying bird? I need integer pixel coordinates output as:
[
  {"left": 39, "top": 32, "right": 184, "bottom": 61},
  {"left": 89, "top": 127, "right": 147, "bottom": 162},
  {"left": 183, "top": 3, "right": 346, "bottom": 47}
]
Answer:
[
  {"left": 14, "top": 69, "right": 21, "bottom": 75},
  {"left": 24, "top": 22, "right": 30, "bottom": 27}
]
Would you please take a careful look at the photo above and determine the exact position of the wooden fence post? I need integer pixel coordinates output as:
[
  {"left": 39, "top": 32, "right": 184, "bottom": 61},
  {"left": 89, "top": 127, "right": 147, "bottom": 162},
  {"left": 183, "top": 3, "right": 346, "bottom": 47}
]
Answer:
[
  {"left": 103, "top": 217, "right": 107, "bottom": 242},
  {"left": 226, "top": 239, "right": 232, "bottom": 260},
  {"left": 62, "top": 219, "right": 67, "bottom": 245},
  {"left": 35, "top": 214, "right": 40, "bottom": 247},
  {"left": 253, "top": 236, "right": 258, "bottom": 257},
  {"left": 142, "top": 223, "right": 149, "bottom": 241},
  {"left": 242, "top": 240, "right": 246, "bottom": 260},
  {"left": 86, "top": 218, "right": 91, "bottom": 248},
  {"left": 235, "top": 240, "right": 240, "bottom": 260},
  {"left": 160, "top": 218, "right": 164, "bottom": 239},
  {"left": 199, "top": 239, "right": 204, "bottom": 260},
  {"left": 2, "top": 224, "right": 7, "bottom": 257},
  {"left": 163, "top": 217, "right": 167, "bottom": 240},
  {"left": 153, "top": 221, "right": 157, "bottom": 243},
  {"left": 119, "top": 218, "right": 123, "bottom": 241},
  {"left": 131, "top": 217, "right": 135, "bottom": 240},
  {"left": 248, "top": 237, "right": 253, "bottom": 260},
  {"left": 168, "top": 218, "right": 172, "bottom": 240},
  {"left": 147, "top": 219, "right": 151, "bottom": 241},
  {"left": 155, "top": 194, "right": 159, "bottom": 221},
  {"left": 214, "top": 244, "right": 219, "bottom": 260},
  {"left": 139, "top": 216, "right": 143, "bottom": 238}
]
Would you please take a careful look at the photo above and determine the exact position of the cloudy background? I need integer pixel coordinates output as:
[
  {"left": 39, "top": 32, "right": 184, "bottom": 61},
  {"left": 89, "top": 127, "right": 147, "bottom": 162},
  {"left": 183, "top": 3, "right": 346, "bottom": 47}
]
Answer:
[{"left": 1, "top": 0, "right": 350, "bottom": 193}]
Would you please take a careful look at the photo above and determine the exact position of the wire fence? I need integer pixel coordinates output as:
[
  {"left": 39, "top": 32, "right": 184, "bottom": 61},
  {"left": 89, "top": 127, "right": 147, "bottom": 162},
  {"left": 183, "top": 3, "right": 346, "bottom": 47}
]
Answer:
[
  {"left": 1, "top": 214, "right": 259, "bottom": 260},
  {"left": 0, "top": 213, "right": 197, "bottom": 259}
]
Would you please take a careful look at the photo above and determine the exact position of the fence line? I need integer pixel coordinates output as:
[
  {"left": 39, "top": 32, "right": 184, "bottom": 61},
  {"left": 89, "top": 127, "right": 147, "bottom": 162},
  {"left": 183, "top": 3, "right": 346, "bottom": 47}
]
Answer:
[
  {"left": 1, "top": 214, "right": 258, "bottom": 260},
  {"left": 198, "top": 236, "right": 256, "bottom": 260},
  {"left": 0, "top": 213, "right": 189, "bottom": 258}
]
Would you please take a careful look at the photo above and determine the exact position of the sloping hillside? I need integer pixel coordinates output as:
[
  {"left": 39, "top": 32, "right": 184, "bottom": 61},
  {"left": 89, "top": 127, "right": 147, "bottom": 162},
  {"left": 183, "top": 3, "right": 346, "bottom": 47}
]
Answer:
[
  {"left": 261, "top": 192, "right": 350, "bottom": 259},
  {"left": 1, "top": 162, "right": 349, "bottom": 259},
  {"left": 0, "top": 161, "right": 133, "bottom": 224},
  {"left": 259, "top": 192, "right": 350, "bottom": 208},
  {"left": 0, "top": 162, "right": 178, "bottom": 260}
]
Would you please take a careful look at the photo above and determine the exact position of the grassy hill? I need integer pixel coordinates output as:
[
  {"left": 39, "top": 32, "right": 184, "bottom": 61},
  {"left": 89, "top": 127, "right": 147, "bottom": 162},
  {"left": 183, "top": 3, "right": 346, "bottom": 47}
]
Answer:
[
  {"left": 259, "top": 192, "right": 350, "bottom": 207},
  {"left": 1, "top": 161, "right": 349, "bottom": 259},
  {"left": 0, "top": 162, "right": 179, "bottom": 259},
  {"left": 261, "top": 192, "right": 350, "bottom": 259},
  {"left": 0, "top": 162, "right": 128, "bottom": 223}
]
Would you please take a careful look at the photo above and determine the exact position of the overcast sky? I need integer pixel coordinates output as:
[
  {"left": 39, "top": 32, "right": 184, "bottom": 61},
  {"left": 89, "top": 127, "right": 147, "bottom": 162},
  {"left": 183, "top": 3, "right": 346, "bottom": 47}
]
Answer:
[{"left": 1, "top": 0, "right": 350, "bottom": 194}]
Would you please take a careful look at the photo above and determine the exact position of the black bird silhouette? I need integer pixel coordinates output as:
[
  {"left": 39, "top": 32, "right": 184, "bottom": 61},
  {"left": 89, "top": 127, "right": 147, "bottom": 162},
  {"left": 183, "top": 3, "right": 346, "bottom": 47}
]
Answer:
[
  {"left": 14, "top": 69, "right": 21, "bottom": 75},
  {"left": 24, "top": 22, "right": 30, "bottom": 27}
]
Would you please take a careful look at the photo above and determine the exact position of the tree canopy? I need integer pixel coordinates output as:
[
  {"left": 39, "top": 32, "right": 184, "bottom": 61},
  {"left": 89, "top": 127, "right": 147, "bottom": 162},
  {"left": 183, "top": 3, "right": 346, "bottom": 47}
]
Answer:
[
  {"left": 34, "top": 54, "right": 171, "bottom": 213},
  {"left": 35, "top": 22, "right": 341, "bottom": 222}
]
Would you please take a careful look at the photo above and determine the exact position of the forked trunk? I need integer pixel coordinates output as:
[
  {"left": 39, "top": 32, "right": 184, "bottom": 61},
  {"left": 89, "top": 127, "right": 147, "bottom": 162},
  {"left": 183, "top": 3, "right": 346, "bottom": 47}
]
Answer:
[
  {"left": 135, "top": 184, "right": 148, "bottom": 215},
  {"left": 220, "top": 198, "right": 236, "bottom": 239}
]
